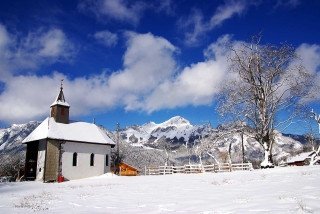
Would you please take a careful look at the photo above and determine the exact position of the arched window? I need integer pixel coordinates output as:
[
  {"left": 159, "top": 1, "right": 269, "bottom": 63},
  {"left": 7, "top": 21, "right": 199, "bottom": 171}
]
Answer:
[
  {"left": 90, "top": 153, "right": 94, "bottom": 166},
  {"left": 72, "top": 152, "right": 77, "bottom": 166},
  {"left": 106, "top": 154, "right": 109, "bottom": 166}
]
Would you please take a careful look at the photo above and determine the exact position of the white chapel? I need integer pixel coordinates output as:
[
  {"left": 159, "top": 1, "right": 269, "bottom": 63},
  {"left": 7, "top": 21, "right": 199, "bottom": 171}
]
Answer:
[{"left": 22, "top": 83, "right": 115, "bottom": 182}]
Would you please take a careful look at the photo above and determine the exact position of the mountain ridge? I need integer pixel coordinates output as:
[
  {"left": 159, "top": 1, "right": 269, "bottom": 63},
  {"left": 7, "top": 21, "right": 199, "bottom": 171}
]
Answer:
[{"left": 0, "top": 116, "right": 312, "bottom": 170}]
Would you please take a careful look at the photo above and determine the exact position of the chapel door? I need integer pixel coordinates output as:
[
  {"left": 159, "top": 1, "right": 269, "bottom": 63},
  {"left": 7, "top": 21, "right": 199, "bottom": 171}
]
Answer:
[{"left": 25, "top": 141, "right": 39, "bottom": 180}]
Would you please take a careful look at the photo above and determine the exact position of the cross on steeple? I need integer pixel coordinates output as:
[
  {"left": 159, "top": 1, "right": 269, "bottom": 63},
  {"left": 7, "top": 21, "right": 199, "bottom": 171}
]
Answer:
[{"left": 60, "top": 79, "right": 64, "bottom": 90}]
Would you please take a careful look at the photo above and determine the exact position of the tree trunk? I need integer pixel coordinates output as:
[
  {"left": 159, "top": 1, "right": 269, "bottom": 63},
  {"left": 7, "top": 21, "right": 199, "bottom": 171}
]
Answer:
[
  {"left": 310, "top": 145, "right": 320, "bottom": 165},
  {"left": 260, "top": 143, "right": 274, "bottom": 168}
]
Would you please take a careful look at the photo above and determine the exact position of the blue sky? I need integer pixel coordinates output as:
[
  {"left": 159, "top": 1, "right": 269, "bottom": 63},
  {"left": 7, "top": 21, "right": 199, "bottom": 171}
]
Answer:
[{"left": 0, "top": 0, "right": 319, "bottom": 134}]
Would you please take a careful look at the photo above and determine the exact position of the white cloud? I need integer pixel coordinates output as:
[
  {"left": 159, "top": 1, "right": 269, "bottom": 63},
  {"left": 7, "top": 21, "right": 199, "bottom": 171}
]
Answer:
[
  {"left": 295, "top": 43, "right": 320, "bottom": 101},
  {"left": 0, "top": 24, "right": 11, "bottom": 50},
  {"left": 0, "top": 73, "right": 65, "bottom": 123},
  {"left": 179, "top": 1, "right": 248, "bottom": 46},
  {"left": 0, "top": 32, "right": 178, "bottom": 124},
  {"left": 79, "top": 0, "right": 146, "bottom": 25},
  {"left": 142, "top": 35, "right": 232, "bottom": 112},
  {"left": 178, "top": 9, "right": 206, "bottom": 47},
  {"left": 37, "top": 29, "right": 75, "bottom": 58},
  {"left": 94, "top": 30, "right": 118, "bottom": 47},
  {"left": 296, "top": 44, "right": 320, "bottom": 75},
  {"left": 108, "top": 32, "right": 177, "bottom": 109},
  {"left": 0, "top": 24, "right": 13, "bottom": 80},
  {"left": 1, "top": 30, "right": 320, "bottom": 125},
  {"left": 0, "top": 24, "right": 76, "bottom": 123},
  {"left": 209, "top": 1, "right": 246, "bottom": 28},
  {"left": 0, "top": 25, "right": 76, "bottom": 82}
]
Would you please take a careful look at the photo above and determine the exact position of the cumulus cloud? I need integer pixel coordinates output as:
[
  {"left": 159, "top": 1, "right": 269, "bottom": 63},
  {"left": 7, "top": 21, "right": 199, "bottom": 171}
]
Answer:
[
  {"left": 0, "top": 74, "right": 64, "bottom": 122},
  {"left": 296, "top": 44, "right": 320, "bottom": 75},
  {"left": 106, "top": 32, "right": 178, "bottom": 111},
  {"left": 0, "top": 24, "right": 76, "bottom": 123},
  {"left": 0, "top": 32, "right": 178, "bottom": 124},
  {"left": 79, "top": 0, "right": 146, "bottom": 25},
  {"left": 295, "top": 43, "right": 320, "bottom": 101},
  {"left": 1, "top": 28, "right": 320, "bottom": 125},
  {"left": 179, "top": 1, "right": 248, "bottom": 46},
  {"left": 0, "top": 25, "right": 76, "bottom": 81},
  {"left": 142, "top": 35, "right": 232, "bottom": 112},
  {"left": 93, "top": 30, "right": 118, "bottom": 47}
]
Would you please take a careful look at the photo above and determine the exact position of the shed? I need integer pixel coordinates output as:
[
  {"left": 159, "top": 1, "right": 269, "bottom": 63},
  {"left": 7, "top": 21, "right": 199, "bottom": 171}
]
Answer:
[
  {"left": 111, "top": 162, "right": 141, "bottom": 176},
  {"left": 286, "top": 151, "right": 315, "bottom": 166}
]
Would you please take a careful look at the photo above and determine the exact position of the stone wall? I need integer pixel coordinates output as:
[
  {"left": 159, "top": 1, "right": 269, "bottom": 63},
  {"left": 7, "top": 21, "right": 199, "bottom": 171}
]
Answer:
[{"left": 44, "top": 139, "right": 61, "bottom": 182}]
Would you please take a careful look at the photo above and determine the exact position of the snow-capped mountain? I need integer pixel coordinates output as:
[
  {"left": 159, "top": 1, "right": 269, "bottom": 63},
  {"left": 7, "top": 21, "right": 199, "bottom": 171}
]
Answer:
[
  {"left": 0, "top": 121, "right": 41, "bottom": 157},
  {"left": 0, "top": 116, "right": 311, "bottom": 170},
  {"left": 117, "top": 116, "right": 211, "bottom": 147},
  {"left": 116, "top": 116, "right": 306, "bottom": 165}
]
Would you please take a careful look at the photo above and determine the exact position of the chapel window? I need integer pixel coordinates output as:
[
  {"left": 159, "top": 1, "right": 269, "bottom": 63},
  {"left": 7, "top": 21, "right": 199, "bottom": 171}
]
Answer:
[
  {"left": 73, "top": 152, "right": 77, "bottom": 166},
  {"left": 90, "top": 153, "right": 94, "bottom": 166}
]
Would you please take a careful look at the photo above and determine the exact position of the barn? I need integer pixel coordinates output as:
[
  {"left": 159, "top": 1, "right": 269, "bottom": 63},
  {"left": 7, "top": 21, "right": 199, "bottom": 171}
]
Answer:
[{"left": 22, "top": 84, "right": 115, "bottom": 182}]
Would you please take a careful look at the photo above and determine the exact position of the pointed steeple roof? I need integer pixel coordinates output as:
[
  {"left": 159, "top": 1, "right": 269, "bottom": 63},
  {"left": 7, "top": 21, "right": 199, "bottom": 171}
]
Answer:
[{"left": 50, "top": 80, "right": 70, "bottom": 107}]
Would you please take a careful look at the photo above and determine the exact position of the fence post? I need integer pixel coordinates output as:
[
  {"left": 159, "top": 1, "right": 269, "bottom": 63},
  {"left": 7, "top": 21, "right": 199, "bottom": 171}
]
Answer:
[{"left": 145, "top": 166, "right": 147, "bottom": 176}]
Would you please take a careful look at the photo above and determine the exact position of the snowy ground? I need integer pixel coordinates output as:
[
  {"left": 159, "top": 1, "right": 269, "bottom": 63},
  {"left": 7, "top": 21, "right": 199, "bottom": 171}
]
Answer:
[{"left": 0, "top": 166, "right": 319, "bottom": 213}]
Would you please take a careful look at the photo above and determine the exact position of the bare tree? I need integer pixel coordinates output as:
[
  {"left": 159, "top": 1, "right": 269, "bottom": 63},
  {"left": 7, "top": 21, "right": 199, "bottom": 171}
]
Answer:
[
  {"left": 157, "top": 137, "right": 173, "bottom": 166},
  {"left": 196, "top": 124, "right": 243, "bottom": 166},
  {"left": 184, "top": 140, "right": 193, "bottom": 165},
  {"left": 194, "top": 136, "right": 206, "bottom": 167},
  {"left": 218, "top": 34, "right": 313, "bottom": 168},
  {"left": 198, "top": 136, "right": 220, "bottom": 165}
]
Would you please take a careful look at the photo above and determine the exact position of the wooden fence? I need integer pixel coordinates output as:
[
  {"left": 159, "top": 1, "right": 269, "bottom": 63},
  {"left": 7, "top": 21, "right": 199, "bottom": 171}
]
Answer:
[{"left": 145, "top": 163, "right": 253, "bottom": 175}]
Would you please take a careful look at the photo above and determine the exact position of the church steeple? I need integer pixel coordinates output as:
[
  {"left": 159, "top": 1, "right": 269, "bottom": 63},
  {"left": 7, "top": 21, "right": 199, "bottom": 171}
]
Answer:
[{"left": 50, "top": 80, "right": 70, "bottom": 124}]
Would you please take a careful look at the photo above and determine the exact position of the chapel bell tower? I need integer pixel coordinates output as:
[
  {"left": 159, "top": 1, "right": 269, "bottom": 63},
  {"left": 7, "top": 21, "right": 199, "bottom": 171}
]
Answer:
[{"left": 50, "top": 80, "right": 70, "bottom": 124}]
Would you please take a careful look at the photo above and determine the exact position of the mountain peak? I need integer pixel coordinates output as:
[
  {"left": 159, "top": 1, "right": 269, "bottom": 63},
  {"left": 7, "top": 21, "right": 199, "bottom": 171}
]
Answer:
[{"left": 160, "top": 116, "right": 191, "bottom": 128}]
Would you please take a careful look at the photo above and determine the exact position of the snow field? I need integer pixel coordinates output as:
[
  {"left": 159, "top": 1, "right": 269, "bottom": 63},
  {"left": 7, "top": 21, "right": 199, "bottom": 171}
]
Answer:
[{"left": 0, "top": 166, "right": 319, "bottom": 213}]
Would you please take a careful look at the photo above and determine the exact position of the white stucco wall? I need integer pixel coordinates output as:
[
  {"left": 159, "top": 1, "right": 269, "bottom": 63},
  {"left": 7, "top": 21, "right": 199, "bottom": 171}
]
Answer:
[
  {"left": 61, "top": 141, "right": 111, "bottom": 180},
  {"left": 36, "top": 139, "right": 46, "bottom": 181}
]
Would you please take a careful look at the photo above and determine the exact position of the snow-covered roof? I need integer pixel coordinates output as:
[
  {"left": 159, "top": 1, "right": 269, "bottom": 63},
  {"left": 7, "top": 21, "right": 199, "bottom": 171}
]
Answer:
[
  {"left": 50, "top": 89, "right": 70, "bottom": 107},
  {"left": 286, "top": 151, "right": 315, "bottom": 163},
  {"left": 51, "top": 100, "right": 70, "bottom": 107},
  {"left": 22, "top": 117, "right": 115, "bottom": 146}
]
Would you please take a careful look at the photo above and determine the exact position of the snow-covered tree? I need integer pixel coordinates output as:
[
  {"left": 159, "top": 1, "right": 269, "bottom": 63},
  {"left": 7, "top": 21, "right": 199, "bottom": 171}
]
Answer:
[
  {"left": 157, "top": 137, "right": 173, "bottom": 166},
  {"left": 184, "top": 140, "right": 193, "bottom": 165},
  {"left": 310, "top": 110, "right": 320, "bottom": 165},
  {"left": 0, "top": 153, "right": 24, "bottom": 180},
  {"left": 218, "top": 34, "right": 313, "bottom": 168}
]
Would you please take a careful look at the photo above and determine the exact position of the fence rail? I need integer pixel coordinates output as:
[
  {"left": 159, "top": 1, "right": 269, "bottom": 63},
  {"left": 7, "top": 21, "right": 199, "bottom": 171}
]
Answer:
[{"left": 145, "top": 163, "right": 253, "bottom": 175}]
